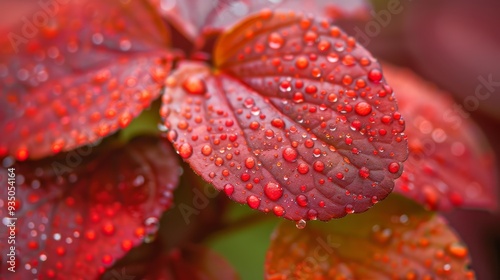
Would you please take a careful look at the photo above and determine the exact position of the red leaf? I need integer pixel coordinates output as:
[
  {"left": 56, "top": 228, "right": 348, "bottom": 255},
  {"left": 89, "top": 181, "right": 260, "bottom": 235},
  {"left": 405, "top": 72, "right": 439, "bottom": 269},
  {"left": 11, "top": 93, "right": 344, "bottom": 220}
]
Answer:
[
  {"left": 151, "top": 0, "right": 369, "bottom": 42},
  {"left": 383, "top": 63, "right": 498, "bottom": 211},
  {"left": 265, "top": 195, "right": 475, "bottom": 280},
  {"left": 102, "top": 245, "right": 239, "bottom": 280},
  {"left": 0, "top": 0, "right": 172, "bottom": 160},
  {"left": 0, "top": 137, "right": 180, "bottom": 279},
  {"left": 162, "top": 11, "right": 407, "bottom": 221},
  {"left": 406, "top": 0, "right": 500, "bottom": 120}
]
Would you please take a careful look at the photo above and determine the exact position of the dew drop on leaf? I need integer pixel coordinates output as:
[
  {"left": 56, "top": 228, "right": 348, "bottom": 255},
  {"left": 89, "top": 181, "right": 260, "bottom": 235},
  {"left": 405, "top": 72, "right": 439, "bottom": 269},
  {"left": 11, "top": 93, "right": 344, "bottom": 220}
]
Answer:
[
  {"left": 354, "top": 101, "right": 372, "bottom": 116},
  {"left": 295, "top": 219, "right": 307, "bottom": 229},
  {"left": 282, "top": 147, "right": 298, "bottom": 162},
  {"left": 247, "top": 195, "right": 261, "bottom": 209},
  {"left": 264, "top": 182, "right": 283, "bottom": 201},
  {"left": 178, "top": 143, "right": 193, "bottom": 159},
  {"left": 182, "top": 76, "right": 207, "bottom": 95},
  {"left": 388, "top": 162, "right": 400, "bottom": 173},
  {"left": 268, "top": 32, "right": 285, "bottom": 49},
  {"left": 368, "top": 69, "right": 383, "bottom": 83},
  {"left": 273, "top": 205, "right": 285, "bottom": 216}
]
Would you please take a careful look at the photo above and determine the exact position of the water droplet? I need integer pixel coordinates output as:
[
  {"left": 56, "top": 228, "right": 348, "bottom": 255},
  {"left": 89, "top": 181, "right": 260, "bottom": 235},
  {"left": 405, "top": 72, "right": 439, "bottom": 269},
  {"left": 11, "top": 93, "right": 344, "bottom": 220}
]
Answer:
[
  {"left": 317, "top": 40, "right": 331, "bottom": 51},
  {"left": 311, "top": 68, "right": 322, "bottom": 78},
  {"left": 271, "top": 118, "right": 285, "bottom": 128},
  {"left": 102, "top": 223, "right": 115, "bottom": 235},
  {"left": 296, "top": 219, "right": 307, "bottom": 229},
  {"left": 368, "top": 69, "right": 382, "bottom": 83},
  {"left": 282, "top": 147, "right": 298, "bottom": 162},
  {"left": 327, "top": 53, "right": 339, "bottom": 63},
  {"left": 214, "top": 157, "right": 224, "bottom": 166},
  {"left": 297, "top": 163, "right": 309, "bottom": 174},
  {"left": 247, "top": 195, "right": 260, "bottom": 209},
  {"left": 296, "top": 195, "right": 308, "bottom": 207},
  {"left": 268, "top": 32, "right": 284, "bottom": 49},
  {"left": 16, "top": 147, "right": 29, "bottom": 161},
  {"left": 178, "top": 143, "right": 193, "bottom": 159},
  {"left": 265, "top": 129, "right": 275, "bottom": 139},
  {"left": 388, "top": 162, "right": 400, "bottom": 173},
  {"left": 359, "top": 167, "right": 370, "bottom": 179},
  {"left": 292, "top": 92, "right": 305, "bottom": 103},
  {"left": 355, "top": 101, "right": 372, "bottom": 116},
  {"left": 279, "top": 80, "right": 291, "bottom": 92},
  {"left": 447, "top": 243, "right": 468, "bottom": 259},
  {"left": 56, "top": 246, "right": 66, "bottom": 256},
  {"left": 245, "top": 157, "right": 255, "bottom": 169},
  {"left": 28, "top": 241, "right": 38, "bottom": 250},
  {"left": 201, "top": 145, "right": 212, "bottom": 156},
  {"left": 243, "top": 98, "right": 255, "bottom": 108},
  {"left": 307, "top": 209, "right": 318, "bottom": 220},
  {"left": 249, "top": 121, "right": 260, "bottom": 130},
  {"left": 182, "top": 77, "right": 206, "bottom": 95},
  {"left": 273, "top": 205, "right": 285, "bottom": 216},
  {"left": 224, "top": 183, "right": 234, "bottom": 195},
  {"left": 102, "top": 254, "right": 113, "bottom": 265},
  {"left": 121, "top": 240, "right": 133, "bottom": 251},
  {"left": 241, "top": 173, "right": 250, "bottom": 182},
  {"left": 264, "top": 182, "right": 283, "bottom": 201},
  {"left": 313, "top": 161, "right": 325, "bottom": 172},
  {"left": 85, "top": 230, "right": 96, "bottom": 241},
  {"left": 342, "top": 55, "right": 355, "bottom": 66},
  {"left": 295, "top": 56, "right": 309, "bottom": 69},
  {"left": 303, "top": 31, "right": 318, "bottom": 45},
  {"left": 345, "top": 204, "right": 354, "bottom": 214},
  {"left": 144, "top": 217, "right": 159, "bottom": 227}
]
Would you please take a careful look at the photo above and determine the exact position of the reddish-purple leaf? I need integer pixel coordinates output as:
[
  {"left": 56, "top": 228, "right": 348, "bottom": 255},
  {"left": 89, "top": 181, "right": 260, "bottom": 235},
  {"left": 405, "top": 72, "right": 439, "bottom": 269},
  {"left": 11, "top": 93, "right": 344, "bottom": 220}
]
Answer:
[
  {"left": 0, "top": 137, "right": 179, "bottom": 279},
  {"left": 103, "top": 245, "right": 239, "bottom": 280},
  {"left": 0, "top": 0, "right": 172, "bottom": 160},
  {"left": 265, "top": 195, "right": 475, "bottom": 280},
  {"left": 152, "top": 0, "right": 369, "bottom": 42},
  {"left": 162, "top": 12, "right": 407, "bottom": 221},
  {"left": 406, "top": 0, "right": 500, "bottom": 121},
  {"left": 383, "top": 63, "right": 498, "bottom": 211}
]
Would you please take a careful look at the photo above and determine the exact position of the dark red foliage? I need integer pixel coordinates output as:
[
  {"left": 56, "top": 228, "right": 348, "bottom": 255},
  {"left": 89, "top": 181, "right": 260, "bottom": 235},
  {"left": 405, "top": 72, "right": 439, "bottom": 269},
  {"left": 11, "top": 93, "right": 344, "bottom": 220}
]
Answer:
[
  {"left": 0, "top": 0, "right": 172, "bottom": 160},
  {"left": 383, "top": 63, "right": 498, "bottom": 211},
  {"left": 406, "top": 0, "right": 500, "bottom": 120},
  {"left": 151, "top": 0, "right": 369, "bottom": 42},
  {"left": 102, "top": 245, "right": 239, "bottom": 280},
  {"left": 162, "top": 11, "right": 408, "bottom": 221},
  {"left": 0, "top": 137, "right": 180, "bottom": 279}
]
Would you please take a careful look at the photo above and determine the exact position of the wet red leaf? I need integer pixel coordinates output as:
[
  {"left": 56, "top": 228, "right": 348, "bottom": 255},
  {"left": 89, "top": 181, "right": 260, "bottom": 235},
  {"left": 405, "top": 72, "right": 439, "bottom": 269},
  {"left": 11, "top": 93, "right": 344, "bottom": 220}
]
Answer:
[
  {"left": 265, "top": 195, "right": 475, "bottom": 280},
  {"left": 0, "top": 0, "right": 172, "bottom": 160},
  {"left": 0, "top": 137, "right": 179, "bottom": 279},
  {"left": 162, "top": 12, "right": 407, "bottom": 221},
  {"left": 151, "top": 0, "right": 369, "bottom": 43},
  {"left": 102, "top": 245, "right": 239, "bottom": 280},
  {"left": 383, "top": 63, "right": 498, "bottom": 211}
]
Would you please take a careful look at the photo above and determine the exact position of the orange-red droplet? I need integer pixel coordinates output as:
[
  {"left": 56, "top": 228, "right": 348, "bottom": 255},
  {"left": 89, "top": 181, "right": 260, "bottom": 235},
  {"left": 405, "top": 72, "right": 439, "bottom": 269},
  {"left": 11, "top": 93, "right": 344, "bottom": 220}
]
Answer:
[
  {"left": 178, "top": 143, "right": 193, "bottom": 159},
  {"left": 355, "top": 101, "right": 372, "bottom": 116},
  {"left": 182, "top": 77, "right": 206, "bottom": 95},
  {"left": 295, "top": 56, "right": 309, "bottom": 69}
]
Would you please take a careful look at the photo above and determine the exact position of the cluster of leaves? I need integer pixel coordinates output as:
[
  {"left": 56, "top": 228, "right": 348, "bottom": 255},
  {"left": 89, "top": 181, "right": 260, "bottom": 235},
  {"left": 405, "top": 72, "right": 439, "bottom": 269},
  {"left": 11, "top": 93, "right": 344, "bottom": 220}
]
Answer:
[{"left": 0, "top": 0, "right": 497, "bottom": 279}]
